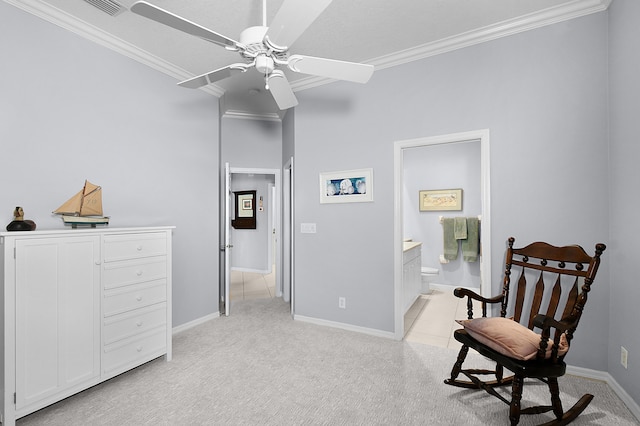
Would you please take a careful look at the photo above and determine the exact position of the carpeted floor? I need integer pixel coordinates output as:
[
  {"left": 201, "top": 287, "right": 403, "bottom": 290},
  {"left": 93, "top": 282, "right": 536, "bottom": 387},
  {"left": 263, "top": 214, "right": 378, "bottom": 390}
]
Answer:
[{"left": 18, "top": 298, "right": 639, "bottom": 425}]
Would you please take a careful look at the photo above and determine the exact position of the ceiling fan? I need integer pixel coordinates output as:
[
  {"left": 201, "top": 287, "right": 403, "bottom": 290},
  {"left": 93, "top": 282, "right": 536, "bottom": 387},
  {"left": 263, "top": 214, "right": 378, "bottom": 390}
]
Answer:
[{"left": 130, "top": 0, "right": 375, "bottom": 110}]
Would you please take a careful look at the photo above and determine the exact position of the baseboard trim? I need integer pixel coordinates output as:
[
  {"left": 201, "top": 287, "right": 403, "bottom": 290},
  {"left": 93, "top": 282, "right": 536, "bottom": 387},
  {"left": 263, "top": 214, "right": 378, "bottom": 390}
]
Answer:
[
  {"left": 172, "top": 312, "right": 220, "bottom": 334},
  {"left": 566, "top": 365, "right": 640, "bottom": 422},
  {"left": 429, "top": 283, "right": 480, "bottom": 293},
  {"left": 294, "top": 315, "right": 396, "bottom": 340}
]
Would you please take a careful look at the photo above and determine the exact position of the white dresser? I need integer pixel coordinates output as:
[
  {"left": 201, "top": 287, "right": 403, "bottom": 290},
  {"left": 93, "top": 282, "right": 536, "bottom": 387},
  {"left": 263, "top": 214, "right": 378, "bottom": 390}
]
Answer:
[{"left": 0, "top": 227, "right": 173, "bottom": 426}]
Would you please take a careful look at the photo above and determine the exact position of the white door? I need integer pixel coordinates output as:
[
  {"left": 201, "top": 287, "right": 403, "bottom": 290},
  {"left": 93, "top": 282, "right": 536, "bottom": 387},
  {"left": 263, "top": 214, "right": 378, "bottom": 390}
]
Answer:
[
  {"left": 283, "top": 157, "right": 294, "bottom": 315},
  {"left": 223, "top": 162, "right": 232, "bottom": 316}
]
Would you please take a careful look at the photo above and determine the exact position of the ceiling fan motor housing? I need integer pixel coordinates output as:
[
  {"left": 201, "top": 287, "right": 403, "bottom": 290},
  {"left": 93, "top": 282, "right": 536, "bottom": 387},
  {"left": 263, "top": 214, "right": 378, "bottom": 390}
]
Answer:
[
  {"left": 240, "top": 26, "right": 288, "bottom": 68},
  {"left": 240, "top": 26, "right": 269, "bottom": 56}
]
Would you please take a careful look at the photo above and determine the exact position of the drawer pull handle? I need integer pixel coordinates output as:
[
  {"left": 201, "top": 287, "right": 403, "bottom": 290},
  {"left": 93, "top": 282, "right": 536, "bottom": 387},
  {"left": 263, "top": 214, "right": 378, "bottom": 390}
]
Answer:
[
  {"left": 136, "top": 346, "right": 143, "bottom": 352},
  {"left": 136, "top": 270, "right": 143, "bottom": 276},
  {"left": 136, "top": 321, "right": 143, "bottom": 327},
  {"left": 136, "top": 295, "right": 143, "bottom": 302},
  {"left": 137, "top": 245, "right": 143, "bottom": 251}
]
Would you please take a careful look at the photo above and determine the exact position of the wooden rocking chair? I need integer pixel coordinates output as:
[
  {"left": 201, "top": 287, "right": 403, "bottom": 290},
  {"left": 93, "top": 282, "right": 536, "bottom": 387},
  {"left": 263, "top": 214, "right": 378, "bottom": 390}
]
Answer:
[{"left": 444, "top": 237, "right": 606, "bottom": 425}]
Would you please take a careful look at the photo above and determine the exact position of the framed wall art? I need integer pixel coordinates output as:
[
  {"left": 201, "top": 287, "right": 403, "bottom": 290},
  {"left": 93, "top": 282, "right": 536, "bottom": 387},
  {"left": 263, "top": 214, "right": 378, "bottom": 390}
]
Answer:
[
  {"left": 319, "top": 168, "right": 374, "bottom": 204},
  {"left": 232, "top": 190, "right": 257, "bottom": 228},
  {"left": 419, "top": 188, "right": 463, "bottom": 211}
]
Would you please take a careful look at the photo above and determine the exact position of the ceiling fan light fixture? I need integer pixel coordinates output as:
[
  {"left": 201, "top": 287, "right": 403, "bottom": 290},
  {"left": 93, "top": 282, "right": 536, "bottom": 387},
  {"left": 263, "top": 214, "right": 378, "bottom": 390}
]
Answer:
[{"left": 255, "top": 55, "right": 274, "bottom": 75}]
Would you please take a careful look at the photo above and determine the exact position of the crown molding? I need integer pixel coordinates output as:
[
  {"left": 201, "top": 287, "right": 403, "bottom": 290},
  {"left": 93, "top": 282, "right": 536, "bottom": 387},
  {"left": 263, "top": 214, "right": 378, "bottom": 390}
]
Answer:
[
  {"left": 222, "top": 109, "right": 282, "bottom": 122},
  {"left": 4, "top": 0, "right": 224, "bottom": 97},
  {"left": 7, "top": 0, "right": 611, "bottom": 97},
  {"left": 290, "top": 0, "right": 611, "bottom": 92}
]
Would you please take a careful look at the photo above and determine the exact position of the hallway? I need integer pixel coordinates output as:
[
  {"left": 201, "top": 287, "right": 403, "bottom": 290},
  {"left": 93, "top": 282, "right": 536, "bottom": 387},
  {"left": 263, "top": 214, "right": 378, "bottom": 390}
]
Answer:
[{"left": 230, "top": 269, "right": 276, "bottom": 301}]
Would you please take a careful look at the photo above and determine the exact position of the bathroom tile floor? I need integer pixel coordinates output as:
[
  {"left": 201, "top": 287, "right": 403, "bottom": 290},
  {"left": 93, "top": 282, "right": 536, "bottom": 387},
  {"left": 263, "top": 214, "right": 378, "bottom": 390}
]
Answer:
[
  {"left": 230, "top": 269, "right": 276, "bottom": 300},
  {"left": 404, "top": 288, "right": 481, "bottom": 349}
]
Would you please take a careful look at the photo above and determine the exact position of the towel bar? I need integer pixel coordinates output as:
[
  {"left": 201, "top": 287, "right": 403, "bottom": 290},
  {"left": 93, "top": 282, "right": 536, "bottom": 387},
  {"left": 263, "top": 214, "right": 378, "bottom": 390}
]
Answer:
[{"left": 439, "top": 215, "right": 482, "bottom": 224}]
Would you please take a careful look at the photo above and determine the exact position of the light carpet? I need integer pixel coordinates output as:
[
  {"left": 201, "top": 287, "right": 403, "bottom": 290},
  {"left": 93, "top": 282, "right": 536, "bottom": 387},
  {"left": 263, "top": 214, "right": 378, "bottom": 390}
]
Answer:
[{"left": 18, "top": 298, "right": 639, "bottom": 425}]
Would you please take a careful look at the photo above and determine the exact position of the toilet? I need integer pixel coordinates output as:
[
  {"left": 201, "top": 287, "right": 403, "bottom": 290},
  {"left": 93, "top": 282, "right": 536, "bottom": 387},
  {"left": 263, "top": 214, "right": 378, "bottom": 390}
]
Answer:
[{"left": 421, "top": 267, "right": 439, "bottom": 294}]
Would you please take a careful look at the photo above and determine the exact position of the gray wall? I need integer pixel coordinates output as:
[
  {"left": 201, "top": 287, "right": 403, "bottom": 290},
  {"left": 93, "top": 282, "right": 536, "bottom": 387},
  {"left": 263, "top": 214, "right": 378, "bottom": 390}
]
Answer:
[
  {"left": 221, "top": 117, "right": 282, "bottom": 169},
  {"left": 294, "top": 12, "right": 610, "bottom": 370},
  {"left": 282, "top": 110, "right": 295, "bottom": 164},
  {"left": 0, "top": 3, "right": 220, "bottom": 327},
  {"left": 609, "top": 0, "right": 640, "bottom": 405},
  {"left": 403, "top": 141, "right": 481, "bottom": 288}
]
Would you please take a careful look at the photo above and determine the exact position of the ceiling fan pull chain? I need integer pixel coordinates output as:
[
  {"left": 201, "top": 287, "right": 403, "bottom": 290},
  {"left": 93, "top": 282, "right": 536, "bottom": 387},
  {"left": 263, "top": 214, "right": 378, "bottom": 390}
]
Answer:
[{"left": 265, "top": 73, "right": 269, "bottom": 90}]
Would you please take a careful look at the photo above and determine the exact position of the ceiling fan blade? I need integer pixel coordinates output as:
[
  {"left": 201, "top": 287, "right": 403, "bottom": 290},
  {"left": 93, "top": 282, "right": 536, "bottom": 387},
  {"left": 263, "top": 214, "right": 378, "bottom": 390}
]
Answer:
[
  {"left": 178, "top": 64, "right": 250, "bottom": 89},
  {"left": 268, "top": 70, "right": 298, "bottom": 110},
  {"left": 288, "top": 55, "right": 374, "bottom": 83},
  {"left": 130, "top": 1, "right": 240, "bottom": 49},
  {"left": 263, "top": 0, "right": 332, "bottom": 52}
]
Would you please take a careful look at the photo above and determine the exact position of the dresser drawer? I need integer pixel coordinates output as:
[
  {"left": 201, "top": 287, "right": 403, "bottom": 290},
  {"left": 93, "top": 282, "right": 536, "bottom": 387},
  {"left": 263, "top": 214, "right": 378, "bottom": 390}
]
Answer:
[
  {"left": 102, "top": 328, "right": 166, "bottom": 376},
  {"left": 103, "top": 256, "right": 167, "bottom": 290},
  {"left": 103, "top": 280, "right": 166, "bottom": 317},
  {"left": 103, "top": 303, "right": 167, "bottom": 346},
  {"left": 103, "top": 233, "right": 167, "bottom": 262}
]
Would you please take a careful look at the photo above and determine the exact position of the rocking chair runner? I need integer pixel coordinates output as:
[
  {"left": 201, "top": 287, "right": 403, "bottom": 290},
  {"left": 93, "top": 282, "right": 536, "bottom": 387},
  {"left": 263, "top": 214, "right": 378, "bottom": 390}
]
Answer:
[{"left": 444, "top": 237, "right": 606, "bottom": 425}]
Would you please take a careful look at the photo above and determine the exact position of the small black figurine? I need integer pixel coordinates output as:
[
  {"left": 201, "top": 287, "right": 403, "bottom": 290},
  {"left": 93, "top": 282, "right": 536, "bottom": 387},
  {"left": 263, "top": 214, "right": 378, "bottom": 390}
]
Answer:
[{"left": 6, "top": 206, "right": 36, "bottom": 231}]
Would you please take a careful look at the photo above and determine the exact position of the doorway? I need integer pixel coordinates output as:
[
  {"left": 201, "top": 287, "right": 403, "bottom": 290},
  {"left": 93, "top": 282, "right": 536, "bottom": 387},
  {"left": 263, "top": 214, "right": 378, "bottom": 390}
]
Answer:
[
  {"left": 393, "top": 130, "right": 491, "bottom": 340},
  {"left": 221, "top": 166, "right": 282, "bottom": 316}
]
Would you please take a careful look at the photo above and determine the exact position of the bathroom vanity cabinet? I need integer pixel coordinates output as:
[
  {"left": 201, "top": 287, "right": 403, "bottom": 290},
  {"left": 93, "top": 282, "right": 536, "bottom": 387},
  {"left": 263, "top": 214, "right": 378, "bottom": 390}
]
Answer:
[
  {"left": 402, "top": 241, "right": 422, "bottom": 314},
  {"left": 0, "top": 227, "right": 173, "bottom": 426}
]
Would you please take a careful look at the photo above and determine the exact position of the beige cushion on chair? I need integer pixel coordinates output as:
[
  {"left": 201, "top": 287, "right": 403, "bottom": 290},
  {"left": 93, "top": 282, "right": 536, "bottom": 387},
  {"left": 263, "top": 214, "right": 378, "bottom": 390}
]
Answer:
[{"left": 456, "top": 317, "right": 569, "bottom": 361}]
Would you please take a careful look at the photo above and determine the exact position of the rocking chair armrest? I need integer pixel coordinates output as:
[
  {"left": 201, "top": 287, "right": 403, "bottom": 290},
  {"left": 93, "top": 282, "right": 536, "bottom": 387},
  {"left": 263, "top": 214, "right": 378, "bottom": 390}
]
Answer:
[
  {"left": 532, "top": 314, "right": 576, "bottom": 333},
  {"left": 453, "top": 288, "right": 504, "bottom": 319},
  {"left": 453, "top": 288, "right": 503, "bottom": 305},
  {"left": 533, "top": 314, "right": 576, "bottom": 361}
]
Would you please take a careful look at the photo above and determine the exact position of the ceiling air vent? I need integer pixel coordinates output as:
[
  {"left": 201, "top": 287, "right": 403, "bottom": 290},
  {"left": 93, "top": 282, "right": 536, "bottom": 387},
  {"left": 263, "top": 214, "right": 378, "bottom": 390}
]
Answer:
[{"left": 83, "top": 0, "right": 125, "bottom": 16}]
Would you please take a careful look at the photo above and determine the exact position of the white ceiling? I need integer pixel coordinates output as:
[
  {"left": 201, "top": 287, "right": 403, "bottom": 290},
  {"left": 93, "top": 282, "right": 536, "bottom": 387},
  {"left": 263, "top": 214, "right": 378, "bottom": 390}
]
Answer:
[{"left": 6, "top": 0, "right": 610, "bottom": 118}]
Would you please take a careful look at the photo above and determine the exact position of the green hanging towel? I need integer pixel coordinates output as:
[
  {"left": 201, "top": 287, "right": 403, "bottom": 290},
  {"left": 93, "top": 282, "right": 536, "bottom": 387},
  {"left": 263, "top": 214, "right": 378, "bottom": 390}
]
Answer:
[
  {"left": 462, "top": 217, "right": 479, "bottom": 262},
  {"left": 454, "top": 217, "right": 467, "bottom": 239},
  {"left": 442, "top": 218, "right": 458, "bottom": 260}
]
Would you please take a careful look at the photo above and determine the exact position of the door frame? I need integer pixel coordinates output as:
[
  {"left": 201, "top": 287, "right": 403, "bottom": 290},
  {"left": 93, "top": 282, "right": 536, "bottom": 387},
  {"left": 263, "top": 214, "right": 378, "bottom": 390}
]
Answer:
[
  {"left": 393, "top": 129, "right": 491, "bottom": 340},
  {"left": 283, "top": 157, "right": 294, "bottom": 315},
  {"left": 223, "top": 166, "right": 282, "bottom": 315}
]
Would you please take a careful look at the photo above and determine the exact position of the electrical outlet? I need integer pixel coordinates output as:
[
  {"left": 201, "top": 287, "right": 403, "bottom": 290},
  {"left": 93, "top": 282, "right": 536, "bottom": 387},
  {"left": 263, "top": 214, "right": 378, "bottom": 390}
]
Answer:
[
  {"left": 621, "top": 346, "right": 628, "bottom": 369},
  {"left": 338, "top": 297, "right": 346, "bottom": 309}
]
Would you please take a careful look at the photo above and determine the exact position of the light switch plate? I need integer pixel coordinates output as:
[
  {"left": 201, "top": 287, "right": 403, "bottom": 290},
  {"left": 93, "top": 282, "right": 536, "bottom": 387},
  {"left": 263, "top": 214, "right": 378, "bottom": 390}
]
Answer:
[{"left": 301, "top": 223, "right": 317, "bottom": 233}]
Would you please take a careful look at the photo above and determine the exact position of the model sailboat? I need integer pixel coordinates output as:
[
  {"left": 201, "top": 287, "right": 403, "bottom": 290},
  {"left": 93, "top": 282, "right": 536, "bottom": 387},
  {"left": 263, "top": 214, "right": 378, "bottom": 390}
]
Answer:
[{"left": 53, "top": 180, "right": 109, "bottom": 227}]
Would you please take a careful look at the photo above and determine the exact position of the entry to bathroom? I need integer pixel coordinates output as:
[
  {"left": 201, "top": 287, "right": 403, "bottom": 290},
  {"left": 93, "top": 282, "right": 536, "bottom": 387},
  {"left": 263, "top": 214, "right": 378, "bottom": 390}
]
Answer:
[{"left": 395, "top": 130, "right": 490, "bottom": 345}]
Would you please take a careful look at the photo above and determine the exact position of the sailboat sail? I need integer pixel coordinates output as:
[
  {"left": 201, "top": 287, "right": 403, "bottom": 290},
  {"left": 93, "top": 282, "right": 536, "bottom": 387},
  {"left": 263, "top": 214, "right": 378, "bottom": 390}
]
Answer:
[
  {"left": 53, "top": 189, "right": 84, "bottom": 216},
  {"left": 79, "top": 181, "right": 103, "bottom": 216},
  {"left": 53, "top": 180, "right": 108, "bottom": 226}
]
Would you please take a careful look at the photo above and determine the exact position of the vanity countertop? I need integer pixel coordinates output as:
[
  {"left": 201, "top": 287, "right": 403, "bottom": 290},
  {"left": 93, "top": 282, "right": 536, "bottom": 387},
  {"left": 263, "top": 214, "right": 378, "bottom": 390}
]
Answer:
[{"left": 403, "top": 241, "right": 422, "bottom": 252}]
